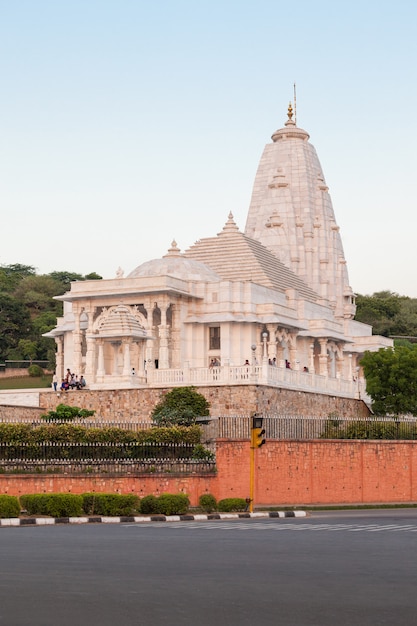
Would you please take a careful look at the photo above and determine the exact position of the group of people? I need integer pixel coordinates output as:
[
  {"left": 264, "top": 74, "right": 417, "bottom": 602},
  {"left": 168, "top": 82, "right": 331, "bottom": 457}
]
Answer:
[{"left": 52, "top": 369, "right": 86, "bottom": 391}]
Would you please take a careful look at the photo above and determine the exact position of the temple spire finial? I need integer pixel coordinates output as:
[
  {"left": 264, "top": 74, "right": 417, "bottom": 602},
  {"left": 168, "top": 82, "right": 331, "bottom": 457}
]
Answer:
[{"left": 287, "top": 101, "right": 294, "bottom": 121}]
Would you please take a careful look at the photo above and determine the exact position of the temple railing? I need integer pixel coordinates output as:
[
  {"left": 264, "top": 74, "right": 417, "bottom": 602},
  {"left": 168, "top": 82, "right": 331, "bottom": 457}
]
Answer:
[{"left": 145, "top": 364, "right": 368, "bottom": 401}]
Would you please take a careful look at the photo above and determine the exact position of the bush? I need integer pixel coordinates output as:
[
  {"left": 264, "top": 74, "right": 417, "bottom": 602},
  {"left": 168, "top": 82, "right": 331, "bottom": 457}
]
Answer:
[
  {"left": 0, "top": 495, "right": 20, "bottom": 518},
  {"left": 156, "top": 493, "right": 190, "bottom": 515},
  {"left": 41, "top": 403, "right": 95, "bottom": 422},
  {"left": 0, "top": 423, "right": 202, "bottom": 445},
  {"left": 20, "top": 493, "right": 84, "bottom": 517},
  {"left": 82, "top": 493, "right": 139, "bottom": 516},
  {"left": 151, "top": 387, "right": 210, "bottom": 427},
  {"left": 192, "top": 444, "right": 215, "bottom": 461},
  {"left": 217, "top": 498, "right": 247, "bottom": 512},
  {"left": 139, "top": 494, "right": 159, "bottom": 514},
  {"left": 198, "top": 493, "right": 217, "bottom": 513},
  {"left": 320, "top": 419, "right": 417, "bottom": 440},
  {"left": 28, "top": 364, "right": 44, "bottom": 377}
]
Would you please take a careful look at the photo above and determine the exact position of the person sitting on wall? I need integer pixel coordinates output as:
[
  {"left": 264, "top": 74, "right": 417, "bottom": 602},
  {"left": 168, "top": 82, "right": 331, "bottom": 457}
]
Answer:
[
  {"left": 77, "top": 376, "right": 86, "bottom": 389},
  {"left": 69, "top": 375, "right": 79, "bottom": 389},
  {"left": 60, "top": 379, "right": 69, "bottom": 391}
]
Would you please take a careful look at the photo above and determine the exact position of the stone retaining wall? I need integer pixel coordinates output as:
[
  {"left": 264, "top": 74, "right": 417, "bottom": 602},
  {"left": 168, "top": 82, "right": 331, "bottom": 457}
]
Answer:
[{"left": 34, "top": 385, "right": 369, "bottom": 421}]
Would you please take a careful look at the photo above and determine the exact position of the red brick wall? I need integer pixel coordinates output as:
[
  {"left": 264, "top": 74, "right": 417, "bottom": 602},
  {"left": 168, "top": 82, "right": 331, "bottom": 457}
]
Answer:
[
  {"left": 214, "top": 440, "right": 417, "bottom": 505},
  {"left": 1, "top": 440, "right": 417, "bottom": 507}
]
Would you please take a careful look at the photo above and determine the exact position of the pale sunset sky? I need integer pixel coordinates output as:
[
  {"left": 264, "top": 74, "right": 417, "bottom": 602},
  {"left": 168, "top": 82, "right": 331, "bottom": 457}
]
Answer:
[{"left": 1, "top": 0, "right": 416, "bottom": 296}]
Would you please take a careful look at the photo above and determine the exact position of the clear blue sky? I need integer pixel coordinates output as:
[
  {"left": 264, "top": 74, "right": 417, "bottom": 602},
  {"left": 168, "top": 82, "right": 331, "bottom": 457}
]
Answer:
[{"left": 1, "top": 0, "right": 416, "bottom": 296}]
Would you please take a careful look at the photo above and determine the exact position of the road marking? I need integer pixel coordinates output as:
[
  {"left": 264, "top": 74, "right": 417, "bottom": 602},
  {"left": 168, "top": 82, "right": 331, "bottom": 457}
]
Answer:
[{"left": 125, "top": 521, "right": 417, "bottom": 533}]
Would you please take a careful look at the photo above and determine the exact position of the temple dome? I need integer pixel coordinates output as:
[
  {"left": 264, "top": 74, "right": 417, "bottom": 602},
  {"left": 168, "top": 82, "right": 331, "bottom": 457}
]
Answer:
[
  {"left": 127, "top": 240, "right": 220, "bottom": 282},
  {"left": 96, "top": 304, "right": 147, "bottom": 338}
]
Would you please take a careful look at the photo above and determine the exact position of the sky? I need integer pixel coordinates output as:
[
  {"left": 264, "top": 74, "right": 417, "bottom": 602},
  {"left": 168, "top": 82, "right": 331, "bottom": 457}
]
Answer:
[{"left": 1, "top": 0, "right": 417, "bottom": 297}]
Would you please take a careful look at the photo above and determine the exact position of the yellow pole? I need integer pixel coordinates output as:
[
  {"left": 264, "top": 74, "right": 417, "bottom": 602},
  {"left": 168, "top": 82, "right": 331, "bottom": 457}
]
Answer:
[{"left": 249, "top": 430, "right": 255, "bottom": 513}]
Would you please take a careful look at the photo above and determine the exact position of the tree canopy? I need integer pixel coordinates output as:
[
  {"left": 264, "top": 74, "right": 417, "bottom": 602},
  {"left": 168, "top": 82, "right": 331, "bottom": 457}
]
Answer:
[
  {"left": 355, "top": 291, "right": 417, "bottom": 341},
  {"left": 0, "top": 263, "right": 102, "bottom": 366},
  {"left": 360, "top": 345, "right": 417, "bottom": 415}
]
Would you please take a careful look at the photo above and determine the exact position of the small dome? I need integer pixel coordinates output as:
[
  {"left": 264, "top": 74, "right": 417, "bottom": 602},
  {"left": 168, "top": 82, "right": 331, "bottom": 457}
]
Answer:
[
  {"left": 97, "top": 305, "right": 147, "bottom": 338},
  {"left": 127, "top": 242, "right": 220, "bottom": 282}
]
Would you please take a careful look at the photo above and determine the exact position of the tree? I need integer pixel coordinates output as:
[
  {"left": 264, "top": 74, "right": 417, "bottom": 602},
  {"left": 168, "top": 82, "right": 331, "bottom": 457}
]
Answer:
[
  {"left": 48, "top": 271, "right": 85, "bottom": 289},
  {"left": 84, "top": 272, "right": 103, "bottom": 280},
  {"left": 355, "top": 291, "right": 417, "bottom": 340},
  {"left": 17, "top": 339, "right": 38, "bottom": 363},
  {"left": 0, "top": 264, "right": 36, "bottom": 293},
  {"left": 360, "top": 346, "right": 417, "bottom": 415},
  {"left": 13, "top": 275, "right": 64, "bottom": 312},
  {"left": 40, "top": 404, "right": 96, "bottom": 421},
  {"left": 151, "top": 386, "right": 210, "bottom": 426},
  {"left": 0, "top": 294, "right": 31, "bottom": 359}
]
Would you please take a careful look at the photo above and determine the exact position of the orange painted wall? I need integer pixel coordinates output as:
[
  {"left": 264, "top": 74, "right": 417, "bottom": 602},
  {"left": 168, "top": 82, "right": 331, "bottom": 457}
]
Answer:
[
  {"left": 214, "top": 440, "right": 417, "bottom": 505},
  {"left": 1, "top": 440, "right": 417, "bottom": 506}
]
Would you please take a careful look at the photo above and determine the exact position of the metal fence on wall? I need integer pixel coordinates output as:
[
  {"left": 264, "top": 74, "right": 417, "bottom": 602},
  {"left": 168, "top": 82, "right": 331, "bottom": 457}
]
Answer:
[
  {"left": 0, "top": 441, "right": 216, "bottom": 475},
  {"left": 205, "top": 415, "right": 417, "bottom": 441}
]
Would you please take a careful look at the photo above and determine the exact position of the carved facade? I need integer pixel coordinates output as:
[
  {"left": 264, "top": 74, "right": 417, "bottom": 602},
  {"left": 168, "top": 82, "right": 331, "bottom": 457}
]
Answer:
[{"left": 46, "top": 108, "right": 392, "bottom": 392}]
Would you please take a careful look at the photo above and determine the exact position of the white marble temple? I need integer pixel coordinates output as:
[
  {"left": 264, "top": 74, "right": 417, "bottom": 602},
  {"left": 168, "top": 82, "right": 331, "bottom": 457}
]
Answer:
[{"left": 44, "top": 107, "right": 391, "bottom": 395}]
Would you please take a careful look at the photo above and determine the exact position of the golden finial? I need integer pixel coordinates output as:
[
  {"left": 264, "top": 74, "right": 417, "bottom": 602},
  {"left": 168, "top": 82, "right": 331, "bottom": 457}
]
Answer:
[{"left": 287, "top": 102, "right": 293, "bottom": 120}]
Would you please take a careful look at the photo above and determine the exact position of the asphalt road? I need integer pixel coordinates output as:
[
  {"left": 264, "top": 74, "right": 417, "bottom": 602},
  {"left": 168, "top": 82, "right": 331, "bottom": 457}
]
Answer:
[{"left": 1, "top": 509, "right": 416, "bottom": 626}]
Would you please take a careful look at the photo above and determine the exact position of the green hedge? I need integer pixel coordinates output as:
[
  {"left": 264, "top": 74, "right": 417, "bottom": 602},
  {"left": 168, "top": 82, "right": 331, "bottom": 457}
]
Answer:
[
  {"left": 217, "top": 498, "right": 247, "bottom": 512},
  {"left": 20, "top": 493, "right": 84, "bottom": 517},
  {"left": 139, "top": 494, "right": 159, "bottom": 514},
  {"left": 198, "top": 493, "right": 217, "bottom": 513},
  {"left": 0, "top": 423, "right": 202, "bottom": 445},
  {"left": 17, "top": 492, "right": 190, "bottom": 517},
  {"left": 156, "top": 493, "right": 190, "bottom": 515},
  {"left": 139, "top": 493, "right": 190, "bottom": 515},
  {"left": 320, "top": 420, "right": 417, "bottom": 440},
  {"left": 82, "top": 493, "right": 140, "bottom": 516},
  {"left": 0, "top": 494, "right": 20, "bottom": 518}
]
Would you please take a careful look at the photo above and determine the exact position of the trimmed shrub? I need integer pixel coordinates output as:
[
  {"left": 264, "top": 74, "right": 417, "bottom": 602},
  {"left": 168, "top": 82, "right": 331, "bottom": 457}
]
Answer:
[
  {"left": 139, "top": 494, "right": 159, "bottom": 514},
  {"left": 28, "top": 364, "right": 44, "bottom": 377},
  {"left": 0, "top": 423, "right": 202, "bottom": 445},
  {"left": 217, "top": 498, "right": 247, "bottom": 512},
  {"left": 0, "top": 495, "right": 20, "bottom": 518},
  {"left": 156, "top": 493, "right": 190, "bottom": 515},
  {"left": 82, "top": 493, "right": 139, "bottom": 516},
  {"left": 198, "top": 493, "right": 217, "bottom": 513},
  {"left": 20, "top": 493, "right": 84, "bottom": 517},
  {"left": 151, "top": 386, "right": 210, "bottom": 426},
  {"left": 41, "top": 404, "right": 95, "bottom": 422}
]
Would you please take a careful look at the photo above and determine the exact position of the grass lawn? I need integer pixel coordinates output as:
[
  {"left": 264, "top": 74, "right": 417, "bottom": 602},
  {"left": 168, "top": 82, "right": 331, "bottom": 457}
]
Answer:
[{"left": 0, "top": 376, "right": 52, "bottom": 390}]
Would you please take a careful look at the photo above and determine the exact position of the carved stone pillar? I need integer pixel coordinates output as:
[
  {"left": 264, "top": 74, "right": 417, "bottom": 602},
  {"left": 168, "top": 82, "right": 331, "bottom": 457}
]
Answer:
[
  {"left": 266, "top": 324, "right": 277, "bottom": 361},
  {"left": 318, "top": 338, "right": 328, "bottom": 376},
  {"left": 111, "top": 342, "right": 121, "bottom": 375},
  {"left": 97, "top": 341, "right": 105, "bottom": 377},
  {"left": 158, "top": 303, "right": 170, "bottom": 369},
  {"left": 122, "top": 339, "right": 132, "bottom": 376},
  {"left": 84, "top": 308, "right": 96, "bottom": 381},
  {"left": 309, "top": 343, "right": 315, "bottom": 373},
  {"left": 289, "top": 333, "right": 298, "bottom": 369},
  {"left": 85, "top": 337, "right": 95, "bottom": 381},
  {"left": 55, "top": 336, "right": 64, "bottom": 379},
  {"left": 72, "top": 309, "right": 82, "bottom": 375},
  {"left": 158, "top": 326, "right": 169, "bottom": 369},
  {"left": 145, "top": 338, "right": 154, "bottom": 369}
]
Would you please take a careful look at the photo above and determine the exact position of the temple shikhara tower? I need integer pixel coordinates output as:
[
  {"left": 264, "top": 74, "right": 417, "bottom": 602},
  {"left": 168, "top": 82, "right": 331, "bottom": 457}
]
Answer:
[
  {"left": 46, "top": 106, "right": 391, "bottom": 398},
  {"left": 245, "top": 103, "right": 355, "bottom": 322}
]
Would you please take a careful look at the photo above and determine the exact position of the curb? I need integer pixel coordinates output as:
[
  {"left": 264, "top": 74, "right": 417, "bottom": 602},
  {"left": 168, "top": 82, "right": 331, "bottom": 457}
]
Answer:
[{"left": 0, "top": 510, "right": 306, "bottom": 527}]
